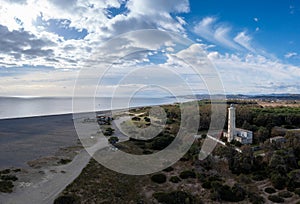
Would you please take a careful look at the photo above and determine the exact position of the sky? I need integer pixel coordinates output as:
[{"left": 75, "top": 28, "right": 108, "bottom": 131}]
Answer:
[{"left": 0, "top": 0, "right": 300, "bottom": 97}]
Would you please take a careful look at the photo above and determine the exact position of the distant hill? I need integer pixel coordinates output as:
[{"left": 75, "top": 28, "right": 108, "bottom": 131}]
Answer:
[{"left": 178, "top": 94, "right": 300, "bottom": 101}]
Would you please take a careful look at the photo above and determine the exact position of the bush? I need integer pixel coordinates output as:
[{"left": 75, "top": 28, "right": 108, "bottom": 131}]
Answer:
[
  {"left": 179, "top": 170, "right": 196, "bottom": 179},
  {"left": 264, "top": 187, "right": 276, "bottom": 194},
  {"left": 252, "top": 173, "right": 265, "bottom": 181},
  {"left": 268, "top": 195, "right": 284, "bottom": 203},
  {"left": 0, "top": 169, "right": 10, "bottom": 174},
  {"left": 248, "top": 192, "right": 265, "bottom": 204},
  {"left": 169, "top": 176, "right": 181, "bottom": 183},
  {"left": 150, "top": 135, "right": 174, "bottom": 150},
  {"left": 271, "top": 173, "right": 286, "bottom": 190},
  {"left": 142, "top": 150, "right": 152, "bottom": 155},
  {"left": 218, "top": 184, "right": 246, "bottom": 202},
  {"left": 0, "top": 180, "right": 14, "bottom": 193},
  {"left": 1, "top": 175, "right": 18, "bottom": 181},
  {"left": 54, "top": 195, "right": 79, "bottom": 204},
  {"left": 108, "top": 136, "right": 119, "bottom": 145},
  {"left": 144, "top": 117, "right": 151, "bottom": 122},
  {"left": 151, "top": 174, "right": 167, "bottom": 184},
  {"left": 163, "top": 166, "right": 174, "bottom": 172},
  {"left": 295, "top": 188, "right": 300, "bottom": 196},
  {"left": 58, "top": 158, "right": 72, "bottom": 165},
  {"left": 153, "top": 191, "right": 196, "bottom": 204},
  {"left": 202, "top": 181, "right": 212, "bottom": 189},
  {"left": 132, "top": 116, "right": 141, "bottom": 121},
  {"left": 278, "top": 191, "right": 293, "bottom": 198}
]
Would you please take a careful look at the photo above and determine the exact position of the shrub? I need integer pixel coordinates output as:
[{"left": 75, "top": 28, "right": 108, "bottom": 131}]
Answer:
[
  {"left": 169, "top": 176, "right": 181, "bottom": 183},
  {"left": 248, "top": 192, "right": 265, "bottom": 204},
  {"left": 202, "top": 181, "right": 212, "bottom": 189},
  {"left": 163, "top": 166, "right": 174, "bottom": 172},
  {"left": 12, "top": 169, "right": 21, "bottom": 173},
  {"left": 264, "top": 187, "right": 276, "bottom": 194},
  {"left": 54, "top": 195, "right": 79, "bottom": 204},
  {"left": 150, "top": 135, "right": 174, "bottom": 150},
  {"left": 0, "top": 180, "right": 14, "bottom": 193},
  {"left": 108, "top": 136, "right": 119, "bottom": 145},
  {"left": 268, "top": 195, "right": 284, "bottom": 203},
  {"left": 132, "top": 116, "right": 141, "bottom": 121},
  {"left": 0, "top": 169, "right": 10, "bottom": 174},
  {"left": 295, "top": 188, "right": 300, "bottom": 196},
  {"left": 252, "top": 173, "right": 265, "bottom": 181},
  {"left": 58, "top": 158, "right": 72, "bottom": 165},
  {"left": 142, "top": 150, "right": 152, "bottom": 155},
  {"left": 153, "top": 191, "right": 196, "bottom": 204},
  {"left": 270, "top": 173, "right": 286, "bottom": 190},
  {"left": 219, "top": 184, "right": 246, "bottom": 202},
  {"left": 278, "top": 191, "right": 293, "bottom": 198},
  {"left": 151, "top": 174, "right": 167, "bottom": 184},
  {"left": 1, "top": 175, "right": 18, "bottom": 181},
  {"left": 179, "top": 170, "right": 196, "bottom": 179}
]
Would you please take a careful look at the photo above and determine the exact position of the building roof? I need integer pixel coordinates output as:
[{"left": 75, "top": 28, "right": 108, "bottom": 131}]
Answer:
[{"left": 235, "top": 128, "right": 253, "bottom": 133}]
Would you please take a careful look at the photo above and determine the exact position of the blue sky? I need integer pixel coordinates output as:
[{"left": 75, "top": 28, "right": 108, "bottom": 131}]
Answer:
[{"left": 0, "top": 0, "right": 299, "bottom": 96}]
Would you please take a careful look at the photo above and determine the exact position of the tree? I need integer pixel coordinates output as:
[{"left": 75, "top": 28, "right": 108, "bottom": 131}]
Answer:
[
  {"left": 257, "top": 127, "right": 269, "bottom": 142},
  {"left": 108, "top": 136, "right": 119, "bottom": 145}
]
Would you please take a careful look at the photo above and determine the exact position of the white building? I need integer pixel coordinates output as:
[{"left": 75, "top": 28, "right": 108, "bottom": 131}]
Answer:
[{"left": 223, "top": 104, "right": 253, "bottom": 144}]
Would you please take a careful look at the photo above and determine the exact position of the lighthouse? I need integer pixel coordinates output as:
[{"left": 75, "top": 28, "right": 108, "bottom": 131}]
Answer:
[{"left": 227, "top": 104, "right": 236, "bottom": 142}]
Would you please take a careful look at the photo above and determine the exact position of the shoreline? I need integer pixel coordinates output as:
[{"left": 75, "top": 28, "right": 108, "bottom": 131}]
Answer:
[{"left": 0, "top": 101, "right": 192, "bottom": 203}]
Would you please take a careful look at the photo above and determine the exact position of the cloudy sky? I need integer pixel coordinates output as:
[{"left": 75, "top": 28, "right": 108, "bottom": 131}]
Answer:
[{"left": 0, "top": 0, "right": 300, "bottom": 96}]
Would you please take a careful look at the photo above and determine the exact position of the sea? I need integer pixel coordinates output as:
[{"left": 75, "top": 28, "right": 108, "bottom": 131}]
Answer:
[{"left": 0, "top": 97, "right": 185, "bottom": 120}]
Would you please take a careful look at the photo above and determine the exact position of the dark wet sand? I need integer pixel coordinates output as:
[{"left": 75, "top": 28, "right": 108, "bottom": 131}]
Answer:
[{"left": 0, "top": 114, "right": 79, "bottom": 169}]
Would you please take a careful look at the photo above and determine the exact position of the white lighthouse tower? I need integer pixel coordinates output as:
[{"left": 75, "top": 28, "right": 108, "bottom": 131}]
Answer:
[{"left": 227, "top": 104, "right": 236, "bottom": 142}]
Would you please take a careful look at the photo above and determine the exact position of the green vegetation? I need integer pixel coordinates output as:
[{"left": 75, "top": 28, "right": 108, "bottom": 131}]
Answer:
[
  {"left": 103, "top": 127, "right": 115, "bottom": 136},
  {"left": 153, "top": 191, "right": 197, "bottom": 204},
  {"left": 264, "top": 187, "right": 276, "bottom": 194},
  {"left": 58, "top": 158, "right": 72, "bottom": 165},
  {"left": 59, "top": 159, "right": 147, "bottom": 203},
  {"left": 210, "top": 183, "right": 246, "bottom": 202},
  {"left": 169, "top": 176, "right": 181, "bottom": 183},
  {"left": 278, "top": 191, "right": 293, "bottom": 198},
  {"left": 54, "top": 195, "right": 79, "bottom": 204},
  {"left": 57, "top": 101, "right": 300, "bottom": 203},
  {"left": 179, "top": 170, "right": 196, "bottom": 179},
  {"left": 268, "top": 195, "right": 284, "bottom": 203},
  {"left": 151, "top": 173, "right": 167, "bottom": 184},
  {"left": 108, "top": 136, "right": 119, "bottom": 145},
  {"left": 0, "top": 180, "right": 14, "bottom": 193},
  {"left": 162, "top": 166, "right": 174, "bottom": 172},
  {"left": 0, "top": 175, "right": 18, "bottom": 181},
  {"left": 0, "top": 169, "right": 10, "bottom": 174}
]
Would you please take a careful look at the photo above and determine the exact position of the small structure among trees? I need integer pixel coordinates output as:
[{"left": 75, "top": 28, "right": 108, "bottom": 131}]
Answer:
[{"left": 96, "top": 114, "right": 112, "bottom": 125}]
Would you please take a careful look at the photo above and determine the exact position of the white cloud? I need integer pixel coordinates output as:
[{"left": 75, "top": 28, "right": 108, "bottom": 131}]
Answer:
[
  {"left": 208, "top": 51, "right": 300, "bottom": 93},
  {"left": 234, "top": 31, "right": 255, "bottom": 52},
  {"left": 194, "top": 17, "right": 243, "bottom": 51},
  {"left": 285, "top": 52, "right": 298, "bottom": 59},
  {"left": 254, "top": 17, "right": 259, "bottom": 22}
]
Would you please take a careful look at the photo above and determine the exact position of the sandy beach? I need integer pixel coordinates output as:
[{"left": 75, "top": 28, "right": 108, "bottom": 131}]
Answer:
[{"left": 0, "top": 110, "right": 131, "bottom": 204}]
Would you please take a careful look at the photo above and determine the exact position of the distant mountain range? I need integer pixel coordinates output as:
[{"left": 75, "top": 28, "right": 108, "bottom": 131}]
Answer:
[{"left": 178, "top": 94, "right": 300, "bottom": 100}]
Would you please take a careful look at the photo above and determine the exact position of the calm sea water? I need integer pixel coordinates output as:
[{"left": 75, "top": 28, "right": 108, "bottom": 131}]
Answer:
[{"left": 0, "top": 97, "right": 183, "bottom": 119}]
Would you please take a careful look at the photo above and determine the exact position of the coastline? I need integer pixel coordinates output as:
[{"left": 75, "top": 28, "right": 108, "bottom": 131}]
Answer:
[{"left": 0, "top": 101, "right": 185, "bottom": 203}]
